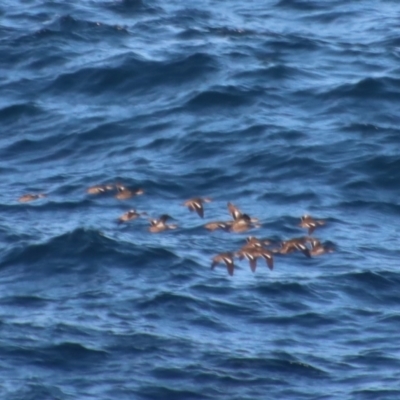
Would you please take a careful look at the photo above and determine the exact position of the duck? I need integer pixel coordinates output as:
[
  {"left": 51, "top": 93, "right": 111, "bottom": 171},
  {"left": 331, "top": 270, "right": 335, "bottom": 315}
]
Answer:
[
  {"left": 117, "top": 209, "right": 147, "bottom": 223},
  {"left": 226, "top": 202, "right": 260, "bottom": 232},
  {"left": 211, "top": 252, "right": 235, "bottom": 276},
  {"left": 299, "top": 214, "right": 325, "bottom": 235},
  {"left": 204, "top": 221, "right": 233, "bottom": 231},
  {"left": 245, "top": 236, "right": 272, "bottom": 247},
  {"left": 229, "top": 217, "right": 254, "bottom": 233},
  {"left": 18, "top": 193, "right": 46, "bottom": 203},
  {"left": 183, "top": 197, "right": 212, "bottom": 218},
  {"left": 227, "top": 202, "right": 259, "bottom": 223},
  {"left": 309, "top": 238, "right": 334, "bottom": 256},
  {"left": 229, "top": 214, "right": 260, "bottom": 233},
  {"left": 86, "top": 184, "right": 114, "bottom": 194},
  {"left": 148, "top": 214, "right": 177, "bottom": 233},
  {"left": 227, "top": 202, "right": 243, "bottom": 220},
  {"left": 276, "top": 237, "right": 311, "bottom": 258},
  {"left": 115, "top": 185, "right": 144, "bottom": 200},
  {"left": 236, "top": 247, "right": 274, "bottom": 272}
]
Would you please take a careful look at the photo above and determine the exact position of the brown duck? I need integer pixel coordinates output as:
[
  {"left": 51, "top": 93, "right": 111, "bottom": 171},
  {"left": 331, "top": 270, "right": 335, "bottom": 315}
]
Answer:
[
  {"left": 183, "top": 197, "right": 212, "bottom": 218},
  {"left": 18, "top": 193, "right": 46, "bottom": 203},
  {"left": 277, "top": 237, "right": 311, "bottom": 258},
  {"left": 230, "top": 214, "right": 260, "bottom": 233},
  {"left": 236, "top": 247, "right": 274, "bottom": 272},
  {"left": 204, "top": 203, "right": 259, "bottom": 232},
  {"left": 115, "top": 185, "right": 144, "bottom": 200},
  {"left": 148, "top": 214, "right": 177, "bottom": 233},
  {"left": 299, "top": 214, "right": 325, "bottom": 235},
  {"left": 309, "top": 238, "right": 334, "bottom": 256},
  {"left": 227, "top": 202, "right": 259, "bottom": 223},
  {"left": 245, "top": 236, "right": 272, "bottom": 247},
  {"left": 211, "top": 252, "right": 235, "bottom": 276},
  {"left": 227, "top": 202, "right": 260, "bottom": 233},
  {"left": 86, "top": 184, "right": 114, "bottom": 194},
  {"left": 117, "top": 209, "right": 147, "bottom": 223},
  {"left": 204, "top": 221, "right": 233, "bottom": 231}
]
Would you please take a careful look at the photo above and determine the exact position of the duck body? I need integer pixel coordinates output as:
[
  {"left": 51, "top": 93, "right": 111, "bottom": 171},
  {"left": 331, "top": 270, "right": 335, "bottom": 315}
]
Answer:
[
  {"left": 299, "top": 214, "right": 325, "bottom": 235},
  {"left": 230, "top": 214, "right": 261, "bottom": 233},
  {"left": 115, "top": 186, "right": 144, "bottom": 200},
  {"left": 236, "top": 247, "right": 274, "bottom": 271},
  {"left": 277, "top": 237, "right": 311, "bottom": 258},
  {"left": 148, "top": 214, "right": 177, "bottom": 233},
  {"left": 183, "top": 197, "right": 212, "bottom": 218},
  {"left": 87, "top": 185, "right": 114, "bottom": 194},
  {"left": 227, "top": 202, "right": 259, "bottom": 223},
  {"left": 229, "top": 218, "right": 253, "bottom": 233},
  {"left": 204, "top": 221, "right": 232, "bottom": 231},
  {"left": 118, "top": 209, "right": 146, "bottom": 223},
  {"left": 246, "top": 236, "right": 272, "bottom": 247},
  {"left": 18, "top": 193, "right": 46, "bottom": 203},
  {"left": 309, "top": 239, "right": 334, "bottom": 256},
  {"left": 227, "top": 203, "right": 260, "bottom": 232}
]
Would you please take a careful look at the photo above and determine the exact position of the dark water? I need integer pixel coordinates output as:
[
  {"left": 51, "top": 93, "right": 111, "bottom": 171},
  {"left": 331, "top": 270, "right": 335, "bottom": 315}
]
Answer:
[{"left": 1, "top": 0, "right": 400, "bottom": 398}]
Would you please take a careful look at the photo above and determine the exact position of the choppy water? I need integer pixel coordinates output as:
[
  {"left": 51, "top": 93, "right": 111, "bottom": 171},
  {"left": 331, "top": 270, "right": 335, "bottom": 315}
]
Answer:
[{"left": 1, "top": 0, "right": 400, "bottom": 399}]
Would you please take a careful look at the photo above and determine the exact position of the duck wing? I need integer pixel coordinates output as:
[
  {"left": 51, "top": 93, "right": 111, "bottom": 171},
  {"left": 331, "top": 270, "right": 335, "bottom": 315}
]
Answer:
[
  {"left": 260, "top": 250, "right": 274, "bottom": 270},
  {"left": 191, "top": 201, "right": 204, "bottom": 218},
  {"left": 227, "top": 202, "right": 243, "bottom": 220}
]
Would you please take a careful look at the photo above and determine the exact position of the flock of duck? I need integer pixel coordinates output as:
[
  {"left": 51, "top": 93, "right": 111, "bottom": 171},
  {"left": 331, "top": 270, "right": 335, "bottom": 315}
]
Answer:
[{"left": 18, "top": 183, "right": 334, "bottom": 276}]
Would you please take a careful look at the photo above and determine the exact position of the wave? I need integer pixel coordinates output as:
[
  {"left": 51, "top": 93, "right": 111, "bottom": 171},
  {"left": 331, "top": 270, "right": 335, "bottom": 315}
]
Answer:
[
  {"left": 1, "top": 340, "right": 107, "bottom": 365},
  {"left": 0, "top": 295, "right": 50, "bottom": 308},
  {"left": 340, "top": 270, "right": 400, "bottom": 289},
  {"left": 104, "top": 0, "right": 162, "bottom": 15},
  {"left": 275, "top": 0, "right": 327, "bottom": 11},
  {"left": 216, "top": 352, "right": 327, "bottom": 377},
  {"left": 185, "top": 86, "right": 260, "bottom": 110},
  {"left": 0, "top": 102, "right": 42, "bottom": 123},
  {"left": 254, "top": 280, "right": 318, "bottom": 298},
  {"left": 45, "top": 51, "right": 217, "bottom": 97},
  {"left": 136, "top": 291, "right": 206, "bottom": 313},
  {"left": 4, "top": 382, "right": 67, "bottom": 400},
  {"left": 337, "top": 200, "right": 400, "bottom": 214},
  {"left": 139, "top": 385, "right": 213, "bottom": 400},
  {"left": 350, "top": 389, "right": 400, "bottom": 400},
  {"left": 319, "top": 76, "right": 400, "bottom": 102},
  {"left": 0, "top": 228, "right": 179, "bottom": 272}
]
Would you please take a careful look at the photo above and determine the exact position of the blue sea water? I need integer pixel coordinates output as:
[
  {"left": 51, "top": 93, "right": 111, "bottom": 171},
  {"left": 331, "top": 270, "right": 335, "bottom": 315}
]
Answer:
[{"left": 1, "top": 0, "right": 400, "bottom": 398}]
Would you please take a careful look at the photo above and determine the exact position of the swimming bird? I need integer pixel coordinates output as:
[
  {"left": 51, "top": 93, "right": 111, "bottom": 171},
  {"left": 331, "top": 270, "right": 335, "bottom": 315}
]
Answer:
[
  {"left": 211, "top": 252, "right": 235, "bottom": 276},
  {"left": 115, "top": 185, "right": 144, "bottom": 200},
  {"left": 183, "top": 197, "right": 212, "bottom": 218},
  {"left": 117, "top": 209, "right": 147, "bottom": 223},
  {"left": 87, "top": 184, "right": 114, "bottom": 194},
  {"left": 299, "top": 214, "right": 325, "bottom": 235},
  {"left": 309, "top": 238, "right": 334, "bottom": 256},
  {"left": 18, "top": 193, "right": 46, "bottom": 203},
  {"left": 148, "top": 214, "right": 177, "bottom": 233},
  {"left": 236, "top": 247, "right": 274, "bottom": 272}
]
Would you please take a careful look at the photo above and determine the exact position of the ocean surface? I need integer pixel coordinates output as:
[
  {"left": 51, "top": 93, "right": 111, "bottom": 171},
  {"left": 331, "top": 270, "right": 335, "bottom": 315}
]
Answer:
[{"left": 1, "top": 0, "right": 400, "bottom": 399}]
